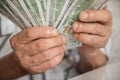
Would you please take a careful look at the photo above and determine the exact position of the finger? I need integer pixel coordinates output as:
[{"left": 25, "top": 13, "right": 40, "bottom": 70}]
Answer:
[
  {"left": 14, "top": 27, "right": 59, "bottom": 44},
  {"left": 79, "top": 10, "right": 112, "bottom": 24},
  {"left": 26, "top": 35, "right": 66, "bottom": 56},
  {"left": 73, "top": 33, "right": 108, "bottom": 48},
  {"left": 29, "top": 53, "right": 64, "bottom": 74},
  {"left": 72, "top": 21, "right": 109, "bottom": 37},
  {"left": 28, "top": 46, "right": 65, "bottom": 67}
]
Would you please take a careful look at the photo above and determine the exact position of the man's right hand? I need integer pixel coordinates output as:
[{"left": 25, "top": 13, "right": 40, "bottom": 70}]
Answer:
[{"left": 10, "top": 26, "right": 66, "bottom": 74}]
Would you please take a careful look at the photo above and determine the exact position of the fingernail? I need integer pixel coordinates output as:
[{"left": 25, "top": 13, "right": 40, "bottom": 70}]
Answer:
[
  {"left": 61, "top": 35, "right": 66, "bottom": 43},
  {"left": 80, "top": 12, "right": 88, "bottom": 19},
  {"left": 73, "top": 22, "right": 79, "bottom": 31}
]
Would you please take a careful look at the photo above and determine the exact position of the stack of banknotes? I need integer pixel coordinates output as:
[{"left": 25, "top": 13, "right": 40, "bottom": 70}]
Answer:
[{"left": 0, "top": 0, "right": 108, "bottom": 49}]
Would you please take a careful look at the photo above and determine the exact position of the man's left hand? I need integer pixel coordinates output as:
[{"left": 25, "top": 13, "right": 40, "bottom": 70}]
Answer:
[{"left": 72, "top": 9, "right": 112, "bottom": 55}]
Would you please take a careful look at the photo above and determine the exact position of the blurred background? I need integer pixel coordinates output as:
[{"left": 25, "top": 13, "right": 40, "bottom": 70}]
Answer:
[{"left": 108, "top": 0, "right": 120, "bottom": 64}]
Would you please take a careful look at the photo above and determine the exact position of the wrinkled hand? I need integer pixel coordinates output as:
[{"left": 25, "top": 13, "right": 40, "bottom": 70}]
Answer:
[
  {"left": 72, "top": 8, "right": 112, "bottom": 55},
  {"left": 10, "top": 27, "right": 66, "bottom": 74}
]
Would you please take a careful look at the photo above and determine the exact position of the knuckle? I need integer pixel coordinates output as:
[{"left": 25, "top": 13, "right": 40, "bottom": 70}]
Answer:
[
  {"left": 25, "top": 29, "right": 34, "bottom": 39},
  {"left": 50, "top": 36, "right": 64, "bottom": 46},
  {"left": 10, "top": 35, "right": 16, "bottom": 47},
  {"left": 103, "top": 10, "right": 112, "bottom": 22},
  {"left": 106, "top": 10, "right": 112, "bottom": 20}
]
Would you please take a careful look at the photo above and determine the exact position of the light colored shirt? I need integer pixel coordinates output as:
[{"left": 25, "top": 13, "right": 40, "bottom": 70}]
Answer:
[{"left": 0, "top": 14, "right": 111, "bottom": 80}]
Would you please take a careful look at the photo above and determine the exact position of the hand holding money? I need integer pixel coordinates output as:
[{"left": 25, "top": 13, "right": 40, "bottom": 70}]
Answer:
[
  {"left": 0, "top": 0, "right": 109, "bottom": 49},
  {"left": 10, "top": 27, "right": 66, "bottom": 74},
  {"left": 72, "top": 9, "right": 112, "bottom": 56}
]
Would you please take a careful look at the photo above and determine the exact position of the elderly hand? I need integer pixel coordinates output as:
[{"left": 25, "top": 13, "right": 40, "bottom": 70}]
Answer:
[
  {"left": 10, "top": 27, "right": 66, "bottom": 74},
  {"left": 72, "top": 8, "right": 112, "bottom": 55}
]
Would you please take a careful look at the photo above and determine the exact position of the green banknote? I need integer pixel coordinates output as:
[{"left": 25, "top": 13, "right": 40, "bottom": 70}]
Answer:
[
  {"left": 38, "top": 0, "right": 46, "bottom": 16},
  {"left": 46, "top": 0, "right": 51, "bottom": 25},
  {"left": 34, "top": 0, "right": 46, "bottom": 25},
  {"left": 19, "top": 0, "right": 41, "bottom": 26},
  {"left": 67, "top": 0, "right": 98, "bottom": 26},
  {"left": 18, "top": 0, "right": 39, "bottom": 26},
  {"left": 57, "top": 0, "right": 103, "bottom": 48},
  {"left": 0, "top": 0, "right": 108, "bottom": 49},
  {"left": 58, "top": 0, "right": 98, "bottom": 32},
  {"left": 50, "top": 0, "right": 66, "bottom": 26},
  {"left": 53, "top": 0, "right": 74, "bottom": 27},
  {"left": 5, "top": 0, "right": 32, "bottom": 27},
  {"left": 0, "top": 0, "right": 25, "bottom": 29},
  {"left": 0, "top": 2, "right": 22, "bottom": 29}
]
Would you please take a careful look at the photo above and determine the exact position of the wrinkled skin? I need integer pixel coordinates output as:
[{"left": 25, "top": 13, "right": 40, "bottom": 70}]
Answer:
[
  {"left": 10, "top": 8, "right": 112, "bottom": 74},
  {"left": 10, "top": 27, "right": 66, "bottom": 74},
  {"left": 72, "top": 8, "right": 112, "bottom": 56}
]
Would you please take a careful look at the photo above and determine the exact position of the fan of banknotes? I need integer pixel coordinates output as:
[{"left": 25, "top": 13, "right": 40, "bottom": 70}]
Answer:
[{"left": 0, "top": 0, "right": 108, "bottom": 49}]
